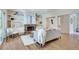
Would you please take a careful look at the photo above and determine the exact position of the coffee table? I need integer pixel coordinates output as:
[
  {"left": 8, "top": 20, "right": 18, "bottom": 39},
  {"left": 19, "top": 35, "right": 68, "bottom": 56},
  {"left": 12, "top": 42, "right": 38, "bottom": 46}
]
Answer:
[{"left": 20, "top": 35, "right": 35, "bottom": 46}]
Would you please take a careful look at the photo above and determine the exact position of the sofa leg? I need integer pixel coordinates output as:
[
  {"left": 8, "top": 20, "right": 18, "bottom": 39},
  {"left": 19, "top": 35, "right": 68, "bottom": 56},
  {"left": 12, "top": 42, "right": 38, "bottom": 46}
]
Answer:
[
  {"left": 40, "top": 44, "right": 45, "bottom": 47},
  {"left": 40, "top": 44, "right": 43, "bottom": 47},
  {"left": 59, "top": 36, "right": 61, "bottom": 39}
]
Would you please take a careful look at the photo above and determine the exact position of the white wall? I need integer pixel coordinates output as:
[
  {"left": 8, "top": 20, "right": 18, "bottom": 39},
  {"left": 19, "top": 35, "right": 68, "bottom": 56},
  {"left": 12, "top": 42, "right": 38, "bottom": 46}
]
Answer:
[
  {"left": 26, "top": 9, "right": 79, "bottom": 16},
  {"left": 5, "top": 9, "right": 79, "bottom": 34},
  {"left": 49, "top": 9, "right": 79, "bottom": 16},
  {"left": 36, "top": 9, "right": 79, "bottom": 31},
  {"left": 41, "top": 14, "right": 49, "bottom": 29},
  {"left": 60, "top": 15, "right": 70, "bottom": 34},
  {"left": 41, "top": 14, "right": 59, "bottom": 30},
  {"left": 46, "top": 16, "right": 58, "bottom": 30},
  {"left": 77, "top": 14, "right": 79, "bottom": 28}
]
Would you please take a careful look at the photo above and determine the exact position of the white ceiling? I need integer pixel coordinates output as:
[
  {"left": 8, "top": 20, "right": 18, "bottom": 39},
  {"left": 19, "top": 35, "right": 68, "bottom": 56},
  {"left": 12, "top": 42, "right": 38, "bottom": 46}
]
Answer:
[
  {"left": 24, "top": 9, "right": 79, "bottom": 15},
  {"left": 9, "top": 9, "right": 79, "bottom": 16}
]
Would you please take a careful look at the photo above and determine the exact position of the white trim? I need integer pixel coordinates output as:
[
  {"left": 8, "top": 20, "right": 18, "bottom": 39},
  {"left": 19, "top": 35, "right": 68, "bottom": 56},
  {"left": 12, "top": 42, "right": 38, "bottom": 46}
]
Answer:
[{"left": 73, "top": 32, "right": 79, "bottom": 35}]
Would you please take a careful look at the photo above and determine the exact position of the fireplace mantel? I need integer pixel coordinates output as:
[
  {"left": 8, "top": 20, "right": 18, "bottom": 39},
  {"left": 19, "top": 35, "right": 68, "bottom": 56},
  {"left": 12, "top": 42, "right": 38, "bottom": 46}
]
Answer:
[{"left": 24, "top": 24, "right": 36, "bottom": 26}]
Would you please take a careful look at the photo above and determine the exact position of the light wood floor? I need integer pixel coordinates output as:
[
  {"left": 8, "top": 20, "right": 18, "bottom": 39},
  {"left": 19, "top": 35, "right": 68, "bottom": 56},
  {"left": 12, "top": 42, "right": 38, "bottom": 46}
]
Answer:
[{"left": 0, "top": 33, "right": 79, "bottom": 50}]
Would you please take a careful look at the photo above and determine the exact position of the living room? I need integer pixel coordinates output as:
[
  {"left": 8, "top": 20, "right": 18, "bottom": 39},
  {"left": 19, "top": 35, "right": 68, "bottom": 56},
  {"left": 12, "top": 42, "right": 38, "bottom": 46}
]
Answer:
[{"left": 0, "top": 9, "right": 79, "bottom": 50}]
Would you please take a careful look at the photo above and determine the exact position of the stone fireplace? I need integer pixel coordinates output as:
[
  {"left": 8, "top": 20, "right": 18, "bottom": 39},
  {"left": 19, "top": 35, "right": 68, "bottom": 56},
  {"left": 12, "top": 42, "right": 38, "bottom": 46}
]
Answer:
[{"left": 24, "top": 24, "right": 36, "bottom": 34}]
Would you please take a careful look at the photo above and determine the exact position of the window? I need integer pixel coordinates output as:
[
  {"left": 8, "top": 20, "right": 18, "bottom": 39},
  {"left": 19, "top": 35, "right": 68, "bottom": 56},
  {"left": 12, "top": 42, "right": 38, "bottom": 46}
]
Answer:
[
  {"left": 0, "top": 10, "right": 3, "bottom": 42},
  {"left": 0, "top": 10, "right": 5, "bottom": 44},
  {"left": 0, "top": 12, "right": 2, "bottom": 28}
]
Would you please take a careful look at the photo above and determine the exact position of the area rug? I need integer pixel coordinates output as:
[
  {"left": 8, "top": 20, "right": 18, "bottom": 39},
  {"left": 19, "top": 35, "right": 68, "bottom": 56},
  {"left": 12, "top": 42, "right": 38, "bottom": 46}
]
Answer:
[{"left": 20, "top": 35, "right": 35, "bottom": 46}]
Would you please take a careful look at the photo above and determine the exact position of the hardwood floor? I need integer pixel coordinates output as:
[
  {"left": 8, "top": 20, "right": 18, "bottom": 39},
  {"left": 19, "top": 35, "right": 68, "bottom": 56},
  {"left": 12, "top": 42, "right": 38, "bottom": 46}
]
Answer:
[{"left": 0, "top": 33, "right": 79, "bottom": 50}]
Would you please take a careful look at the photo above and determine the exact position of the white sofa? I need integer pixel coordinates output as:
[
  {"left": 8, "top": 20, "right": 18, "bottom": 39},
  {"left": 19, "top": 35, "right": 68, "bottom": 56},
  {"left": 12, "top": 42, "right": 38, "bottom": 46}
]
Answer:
[
  {"left": 33, "top": 28, "right": 61, "bottom": 46},
  {"left": 45, "top": 29, "right": 61, "bottom": 42}
]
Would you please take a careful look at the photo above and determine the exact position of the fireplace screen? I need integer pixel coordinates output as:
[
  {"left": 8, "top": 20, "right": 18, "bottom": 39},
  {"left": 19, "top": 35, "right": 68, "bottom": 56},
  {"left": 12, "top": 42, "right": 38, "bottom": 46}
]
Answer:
[
  {"left": 27, "top": 26, "right": 35, "bottom": 31},
  {"left": 24, "top": 24, "right": 36, "bottom": 32}
]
